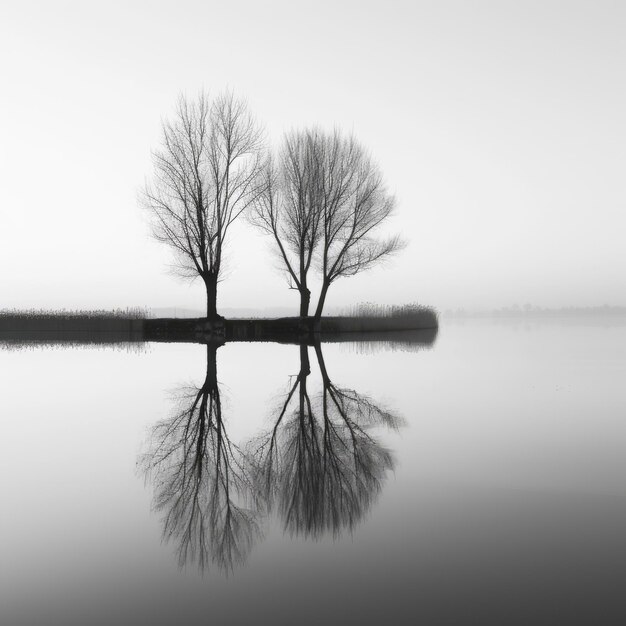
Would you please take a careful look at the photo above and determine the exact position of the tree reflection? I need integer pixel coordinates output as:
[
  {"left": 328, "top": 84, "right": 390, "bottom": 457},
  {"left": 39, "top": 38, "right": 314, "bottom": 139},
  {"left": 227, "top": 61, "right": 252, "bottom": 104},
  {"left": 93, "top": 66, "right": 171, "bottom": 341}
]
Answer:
[
  {"left": 249, "top": 342, "right": 401, "bottom": 539},
  {"left": 140, "top": 344, "right": 259, "bottom": 573},
  {"left": 141, "top": 341, "right": 403, "bottom": 572}
]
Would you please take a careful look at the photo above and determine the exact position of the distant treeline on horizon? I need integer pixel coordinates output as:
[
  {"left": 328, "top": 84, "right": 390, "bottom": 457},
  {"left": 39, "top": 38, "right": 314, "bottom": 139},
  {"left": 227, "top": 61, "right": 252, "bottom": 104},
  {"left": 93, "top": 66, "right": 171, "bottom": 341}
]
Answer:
[{"left": 444, "top": 305, "right": 626, "bottom": 318}]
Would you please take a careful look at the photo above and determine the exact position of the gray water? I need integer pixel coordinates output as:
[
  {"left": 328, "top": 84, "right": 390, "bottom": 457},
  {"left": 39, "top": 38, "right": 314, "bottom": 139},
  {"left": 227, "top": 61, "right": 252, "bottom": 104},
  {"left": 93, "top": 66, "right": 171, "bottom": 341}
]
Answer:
[{"left": 1, "top": 319, "right": 626, "bottom": 625}]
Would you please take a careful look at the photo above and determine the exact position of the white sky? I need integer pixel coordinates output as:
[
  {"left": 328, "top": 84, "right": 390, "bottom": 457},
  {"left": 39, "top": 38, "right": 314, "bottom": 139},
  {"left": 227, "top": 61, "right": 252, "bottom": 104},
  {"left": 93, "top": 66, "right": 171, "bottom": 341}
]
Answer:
[{"left": 1, "top": 0, "right": 624, "bottom": 313}]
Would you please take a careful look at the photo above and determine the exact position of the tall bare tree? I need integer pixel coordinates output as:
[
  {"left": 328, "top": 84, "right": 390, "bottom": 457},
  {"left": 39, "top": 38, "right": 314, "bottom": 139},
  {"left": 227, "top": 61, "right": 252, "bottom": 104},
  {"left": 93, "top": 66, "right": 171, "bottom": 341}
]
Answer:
[
  {"left": 143, "top": 91, "right": 263, "bottom": 318},
  {"left": 313, "top": 129, "right": 404, "bottom": 320},
  {"left": 251, "top": 130, "right": 323, "bottom": 317}
]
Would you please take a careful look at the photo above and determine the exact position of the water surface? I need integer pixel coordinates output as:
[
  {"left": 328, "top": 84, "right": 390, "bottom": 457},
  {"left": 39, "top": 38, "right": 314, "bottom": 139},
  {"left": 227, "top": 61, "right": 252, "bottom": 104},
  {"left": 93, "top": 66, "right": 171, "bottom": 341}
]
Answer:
[{"left": 1, "top": 319, "right": 625, "bottom": 625}]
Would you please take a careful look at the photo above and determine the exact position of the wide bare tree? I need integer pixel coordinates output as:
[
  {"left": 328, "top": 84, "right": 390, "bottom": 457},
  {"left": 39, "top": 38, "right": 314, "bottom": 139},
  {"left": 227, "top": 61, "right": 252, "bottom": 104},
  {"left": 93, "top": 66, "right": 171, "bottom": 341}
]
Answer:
[
  {"left": 251, "top": 130, "right": 323, "bottom": 317},
  {"left": 252, "top": 127, "right": 402, "bottom": 320},
  {"left": 143, "top": 91, "right": 263, "bottom": 318},
  {"left": 313, "top": 129, "right": 404, "bottom": 320}
]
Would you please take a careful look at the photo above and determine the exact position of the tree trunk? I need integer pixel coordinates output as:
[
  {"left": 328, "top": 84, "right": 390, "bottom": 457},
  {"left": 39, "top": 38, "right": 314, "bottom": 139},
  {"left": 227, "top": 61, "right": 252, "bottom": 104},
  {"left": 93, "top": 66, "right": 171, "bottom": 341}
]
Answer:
[
  {"left": 204, "top": 273, "right": 218, "bottom": 319},
  {"left": 314, "top": 280, "right": 330, "bottom": 321},
  {"left": 300, "top": 343, "right": 311, "bottom": 377},
  {"left": 299, "top": 287, "right": 311, "bottom": 318},
  {"left": 299, "top": 343, "right": 310, "bottom": 422},
  {"left": 313, "top": 340, "right": 329, "bottom": 385},
  {"left": 206, "top": 344, "right": 218, "bottom": 389}
]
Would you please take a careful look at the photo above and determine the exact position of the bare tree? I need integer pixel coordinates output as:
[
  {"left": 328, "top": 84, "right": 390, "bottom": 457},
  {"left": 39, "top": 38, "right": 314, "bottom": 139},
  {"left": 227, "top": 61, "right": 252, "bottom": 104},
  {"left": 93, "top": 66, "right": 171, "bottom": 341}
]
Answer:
[
  {"left": 251, "top": 130, "right": 323, "bottom": 317},
  {"left": 252, "top": 127, "right": 402, "bottom": 320},
  {"left": 313, "top": 129, "right": 404, "bottom": 320},
  {"left": 143, "top": 91, "right": 263, "bottom": 318}
]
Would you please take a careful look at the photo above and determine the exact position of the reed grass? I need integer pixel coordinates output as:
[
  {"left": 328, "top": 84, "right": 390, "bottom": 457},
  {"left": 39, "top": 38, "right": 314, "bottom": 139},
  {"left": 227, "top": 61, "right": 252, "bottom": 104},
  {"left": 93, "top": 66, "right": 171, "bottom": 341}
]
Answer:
[{"left": 324, "top": 302, "right": 438, "bottom": 333}]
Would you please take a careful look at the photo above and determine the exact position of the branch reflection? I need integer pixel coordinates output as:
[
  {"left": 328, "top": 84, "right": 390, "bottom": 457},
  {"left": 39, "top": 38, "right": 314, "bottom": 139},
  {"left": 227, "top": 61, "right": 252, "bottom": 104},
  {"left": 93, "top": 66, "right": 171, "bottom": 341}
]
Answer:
[
  {"left": 250, "top": 342, "right": 402, "bottom": 540},
  {"left": 140, "top": 345, "right": 259, "bottom": 573}
]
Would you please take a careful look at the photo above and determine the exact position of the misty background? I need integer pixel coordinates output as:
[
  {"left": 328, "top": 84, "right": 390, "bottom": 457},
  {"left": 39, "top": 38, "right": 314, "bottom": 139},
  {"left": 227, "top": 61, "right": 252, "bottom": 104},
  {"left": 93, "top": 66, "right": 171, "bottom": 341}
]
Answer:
[{"left": 1, "top": 0, "right": 624, "bottom": 314}]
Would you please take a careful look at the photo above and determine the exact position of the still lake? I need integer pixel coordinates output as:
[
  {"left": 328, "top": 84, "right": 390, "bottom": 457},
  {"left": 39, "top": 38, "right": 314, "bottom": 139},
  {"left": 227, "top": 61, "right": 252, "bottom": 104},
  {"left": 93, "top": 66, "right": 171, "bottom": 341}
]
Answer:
[{"left": 2, "top": 318, "right": 626, "bottom": 625}]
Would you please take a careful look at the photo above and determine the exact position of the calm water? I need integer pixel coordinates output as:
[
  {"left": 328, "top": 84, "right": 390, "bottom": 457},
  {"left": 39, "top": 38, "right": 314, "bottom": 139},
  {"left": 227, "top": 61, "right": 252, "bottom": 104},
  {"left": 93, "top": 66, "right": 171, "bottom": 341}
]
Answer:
[{"left": 2, "top": 319, "right": 626, "bottom": 625}]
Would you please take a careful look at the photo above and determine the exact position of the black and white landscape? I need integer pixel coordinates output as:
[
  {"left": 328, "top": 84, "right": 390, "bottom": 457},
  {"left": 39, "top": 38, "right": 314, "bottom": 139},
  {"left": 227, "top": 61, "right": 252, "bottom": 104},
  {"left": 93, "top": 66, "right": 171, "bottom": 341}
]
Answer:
[{"left": 1, "top": 1, "right": 625, "bottom": 625}]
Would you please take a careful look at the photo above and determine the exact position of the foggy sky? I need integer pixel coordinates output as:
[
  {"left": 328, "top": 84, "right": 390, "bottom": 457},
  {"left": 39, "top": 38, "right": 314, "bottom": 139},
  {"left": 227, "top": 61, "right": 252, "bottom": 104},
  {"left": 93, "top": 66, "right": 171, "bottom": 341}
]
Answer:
[{"left": 1, "top": 0, "right": 624, "bottom": 313}]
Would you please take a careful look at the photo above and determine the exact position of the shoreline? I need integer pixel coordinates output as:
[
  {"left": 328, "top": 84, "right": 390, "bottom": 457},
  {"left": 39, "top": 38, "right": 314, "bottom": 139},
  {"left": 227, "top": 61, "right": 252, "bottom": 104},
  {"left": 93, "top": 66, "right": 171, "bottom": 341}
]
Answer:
[{"left": 0, "top": 310, "right": 439, "bottom": 346}]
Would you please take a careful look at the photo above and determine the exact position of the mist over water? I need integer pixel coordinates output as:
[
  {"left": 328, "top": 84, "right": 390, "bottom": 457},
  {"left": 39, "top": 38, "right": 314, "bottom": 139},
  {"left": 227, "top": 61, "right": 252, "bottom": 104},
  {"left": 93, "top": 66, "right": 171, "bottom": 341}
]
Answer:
[{"left": 2, "top": 319, "right": 626, "bottom": 625}]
